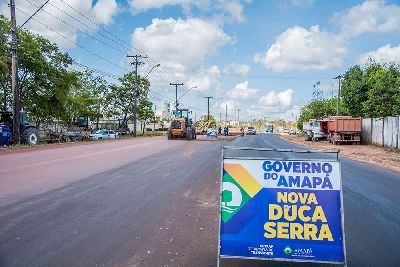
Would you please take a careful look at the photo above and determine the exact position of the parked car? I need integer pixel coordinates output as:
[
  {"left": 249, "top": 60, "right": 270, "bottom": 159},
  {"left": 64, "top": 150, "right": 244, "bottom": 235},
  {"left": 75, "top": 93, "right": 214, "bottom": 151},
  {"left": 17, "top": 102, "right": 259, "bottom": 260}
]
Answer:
[
  {"left": 289, "top": 129, "right": 296, "bottom": 135},
  {"left": 246, "top": 126, "right": 256, "bottom": 135},
  {"left": 89, "top": 130, "right": 117, "bottom": 140},
  {"left": 283, "top": 128, "right": 289, "bottom": 133}
]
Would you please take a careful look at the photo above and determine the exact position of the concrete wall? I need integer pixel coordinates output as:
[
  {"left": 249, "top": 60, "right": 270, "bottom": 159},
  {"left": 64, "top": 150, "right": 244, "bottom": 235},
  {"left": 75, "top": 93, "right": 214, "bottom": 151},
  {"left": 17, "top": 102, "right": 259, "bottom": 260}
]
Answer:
[{"left": 362, "top": 116, "right": 400, "bottom": 149}]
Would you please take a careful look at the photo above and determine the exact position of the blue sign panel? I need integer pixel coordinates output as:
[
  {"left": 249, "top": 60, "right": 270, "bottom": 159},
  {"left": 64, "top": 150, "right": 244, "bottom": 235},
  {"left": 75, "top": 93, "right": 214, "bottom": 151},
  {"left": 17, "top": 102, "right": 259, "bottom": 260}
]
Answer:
[{"left": 219, "top": 158, "right": 345, "bottom": 264}]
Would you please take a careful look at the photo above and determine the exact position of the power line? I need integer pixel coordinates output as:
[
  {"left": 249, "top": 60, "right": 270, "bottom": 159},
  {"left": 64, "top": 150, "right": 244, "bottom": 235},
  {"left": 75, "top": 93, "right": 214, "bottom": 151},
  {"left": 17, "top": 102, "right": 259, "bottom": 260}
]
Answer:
[
  {"left": 24, "top": 0, "right": 198, "bottom": 100},
  {"left": 13, "top": 5, "right": 130, "bottom": 72},
  {"left": 24, "top": 0, "right": 127, "bottom": 55},
  {"left": 7, "top": 1, "right": 172, "bottom": 104},
  {"left": 58, "top": 0, "right": 139, "bottom": 54},
  {"left": 57, "top": 0, "right": 178, "bottom": 79}
]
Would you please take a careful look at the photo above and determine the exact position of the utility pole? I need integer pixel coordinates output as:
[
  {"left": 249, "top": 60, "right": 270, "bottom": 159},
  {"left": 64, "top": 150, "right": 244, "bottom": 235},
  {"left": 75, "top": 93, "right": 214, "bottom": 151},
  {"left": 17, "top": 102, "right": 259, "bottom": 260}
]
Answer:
[
  {"left": 204, "top": 96, "right": 213, "bottom": 121},
  {"left": 225, "top": 104, "right": 227, "bottom": 126},
  {"left": 334, "top": 75, "right": 343, "bottom": 116},
  {"left": 170, "top": 83, "right": 184, "bottom": 113},
  {"left": 237, "top": 109, "right": 240, "bottom": 126},
  {"left": 194, "top": 112, "right": 197, "bottom": 123},
  {"left": 219, "top": 113, "right": 222, "bottom": 125},
  {"left": 8, "top": 0, "right": 50, "bottom": 144},
  {"left": 127, "top": 54, "right": 148, "bottom": 137},
  {"left": 10, "top": 0, "right": 20, "bottom": 144}
]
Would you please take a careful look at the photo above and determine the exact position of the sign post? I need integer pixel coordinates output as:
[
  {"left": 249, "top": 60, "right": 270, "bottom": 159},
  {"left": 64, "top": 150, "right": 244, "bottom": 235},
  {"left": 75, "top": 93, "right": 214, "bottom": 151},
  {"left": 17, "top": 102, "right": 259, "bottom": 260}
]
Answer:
[{"left": 218, "top": 147, "right": 346, "bottom": 266}]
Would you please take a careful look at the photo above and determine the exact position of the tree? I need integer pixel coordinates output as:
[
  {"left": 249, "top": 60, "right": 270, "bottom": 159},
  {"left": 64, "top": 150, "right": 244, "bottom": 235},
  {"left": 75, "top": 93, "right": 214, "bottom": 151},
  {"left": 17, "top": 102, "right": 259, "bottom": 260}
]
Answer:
[
  {"left": 297, "top": 98, "right": 344, "bottom": 130},
  {"left": 195, "top": 114, "right": 216, "bottom": 132},
  {"left": 137, "top": 99, "right": 154, "bottom": 134},
  {"left": 105, "top": 72, "right": 150, "bottom": 128},
  {"left": 362, "top": 63, "right": 400, "bottom": 117},
  {"left": 341, "top": 65, "right": 368, "bottom": 117},
  {"left": 63, "top": 71, "right": 107, "bottom": 128},
  {"left": 0, "top": 15, "right": 79, "bottom": 128}
]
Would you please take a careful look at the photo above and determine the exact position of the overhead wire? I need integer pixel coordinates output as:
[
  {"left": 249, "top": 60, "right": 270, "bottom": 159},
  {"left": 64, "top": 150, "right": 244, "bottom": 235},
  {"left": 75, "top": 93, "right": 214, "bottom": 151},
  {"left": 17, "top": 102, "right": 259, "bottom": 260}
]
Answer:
[
  {"left": 13, "top": 1, "right": 173, "bottom": 102},
  {"left": 57, "top": 0, "right": 180, "bottom": 80},
  {"left": 25, "top": 0, "right": 127, "bottom": 54}
]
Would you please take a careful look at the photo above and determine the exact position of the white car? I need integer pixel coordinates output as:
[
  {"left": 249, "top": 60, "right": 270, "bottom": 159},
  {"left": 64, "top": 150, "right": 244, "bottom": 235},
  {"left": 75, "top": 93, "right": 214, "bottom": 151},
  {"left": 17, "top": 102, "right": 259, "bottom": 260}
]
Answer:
[{"left": 89, "top": 130, "right": 117, "bottom": 140}]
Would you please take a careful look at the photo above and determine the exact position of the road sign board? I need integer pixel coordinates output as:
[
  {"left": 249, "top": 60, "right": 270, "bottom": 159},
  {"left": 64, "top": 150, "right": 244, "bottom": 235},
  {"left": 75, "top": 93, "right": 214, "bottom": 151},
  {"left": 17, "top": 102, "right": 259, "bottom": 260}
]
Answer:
[{"left": 219, "top": 147, "right": 346, "bottom": 265}]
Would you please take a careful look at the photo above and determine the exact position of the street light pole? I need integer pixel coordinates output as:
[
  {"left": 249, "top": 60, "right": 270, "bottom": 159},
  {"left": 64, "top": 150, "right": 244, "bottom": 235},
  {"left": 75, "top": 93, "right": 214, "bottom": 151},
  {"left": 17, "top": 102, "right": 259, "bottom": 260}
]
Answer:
[
  {"left": 334, "top": 75, "right": 343, "bottom": 116},
  {"left": 127, "top": 54, "right": 148, "bottom": 137},
  {"left": 144, "top": 64, "right": 160, "bottom": 79}
]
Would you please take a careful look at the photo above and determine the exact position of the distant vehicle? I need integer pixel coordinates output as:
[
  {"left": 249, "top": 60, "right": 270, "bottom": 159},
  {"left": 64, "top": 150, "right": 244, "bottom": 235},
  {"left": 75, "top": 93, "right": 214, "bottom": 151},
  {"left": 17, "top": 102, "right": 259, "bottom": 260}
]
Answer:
[
  {"left": 302, "top": 119, "right": 328, "bottom": 141},
  {"left": 283, "top": 128, "right": 289, "bottom": 133},
  {"left": 89, "top": 130, "right": 117, "bottom": 140},
  {"left": 289, "top": 129, "right": 296, "bottom": 135},
  {"left": 266, "top": 124, "right": 274, "bottom": 133},
  {"left": 246, "top": 126, "right": 256, "bottom": 135}
]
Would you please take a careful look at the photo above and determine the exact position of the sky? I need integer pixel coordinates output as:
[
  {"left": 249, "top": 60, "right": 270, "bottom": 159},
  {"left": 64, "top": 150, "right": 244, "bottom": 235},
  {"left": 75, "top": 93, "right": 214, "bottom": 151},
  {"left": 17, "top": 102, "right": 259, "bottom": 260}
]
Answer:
[{"left": 1, "top": 0, "right": 400, "bottom": 121}]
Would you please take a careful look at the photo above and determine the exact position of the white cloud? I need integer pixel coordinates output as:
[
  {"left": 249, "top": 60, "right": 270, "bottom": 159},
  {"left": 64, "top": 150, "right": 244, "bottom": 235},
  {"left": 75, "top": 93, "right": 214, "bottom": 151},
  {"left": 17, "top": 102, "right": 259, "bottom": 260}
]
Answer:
[
  {"left": 128, "top": 0, "right": 201, "bottom": 11},
  {"left": 357, "top": 44, "right": 400, "bottom": 65},
  {"left": 186, "top": 65, "right": 222, "bottom": 92},
  {"left": 91, "top": 0, "right": 118, "bottom": 25},
  {"left": 226, "top": 81, "right": 258, "bottom": 100},
  {"left": 259, "top": 89, "right": 293, "bottom": 107},
  {"left": 223, "top": 63, "right": 250, "bottom": 76},
  {"left": 217, "top": 0, "right": 246, "bottom": 24},
  {"left": 333, "top": 0, "right": 400, "bottom": 37},
  {"left": 219, "top": 100, "right": 237, "bottom": 115},
  {"left": 254, "top": 25, "right": 347, "bottom": 71},
  {"left": 0, "top": 0, "right": 118, "bottom": 50},
  {"left": 128, "top": 0, "right": 248, "bottom": 24},
  {"left": 132, "top": 18, "right": 230, "bottom": 70}
]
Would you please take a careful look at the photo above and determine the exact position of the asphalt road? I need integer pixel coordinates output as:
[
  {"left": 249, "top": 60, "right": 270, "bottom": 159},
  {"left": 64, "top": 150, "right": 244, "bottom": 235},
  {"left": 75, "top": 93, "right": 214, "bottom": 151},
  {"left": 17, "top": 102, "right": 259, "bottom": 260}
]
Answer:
[{"left": 0, "top": 134, "right": 399, "bottom": 267}]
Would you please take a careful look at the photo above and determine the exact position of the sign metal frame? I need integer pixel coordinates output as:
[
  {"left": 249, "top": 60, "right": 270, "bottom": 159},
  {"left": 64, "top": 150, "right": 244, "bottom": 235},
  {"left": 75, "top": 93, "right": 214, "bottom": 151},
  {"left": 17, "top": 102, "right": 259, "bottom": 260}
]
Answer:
[{"left": 217, "top": 146, "right": 347, "bottom": 266}]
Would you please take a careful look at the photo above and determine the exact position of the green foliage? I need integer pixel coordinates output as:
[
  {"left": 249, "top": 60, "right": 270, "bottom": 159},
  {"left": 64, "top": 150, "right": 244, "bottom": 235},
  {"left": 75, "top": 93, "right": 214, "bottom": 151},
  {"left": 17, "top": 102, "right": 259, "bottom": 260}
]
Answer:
[
  {"left": 105, "top": 72, "right": 150, "bottom": 127},
  {"left": 0, "top": 15, "right": 79, "bottom": 126},
  {"left": 341, "top": 65, "right": 368, "bottom": 117},
  {"left": 138, "top": 99, "right": 154, "bottom": 122},
  {"left": 362, "top": 63, "right": 400, "bottom": 117},
  {"left": 298, "top": 62, "right": 400, "bottom": 129},
  {"left": 340, "top": 62, "right": 400, "bottom": 118},
  {"left": 64, "top": 71, "right": 107, "bottom": 125}
]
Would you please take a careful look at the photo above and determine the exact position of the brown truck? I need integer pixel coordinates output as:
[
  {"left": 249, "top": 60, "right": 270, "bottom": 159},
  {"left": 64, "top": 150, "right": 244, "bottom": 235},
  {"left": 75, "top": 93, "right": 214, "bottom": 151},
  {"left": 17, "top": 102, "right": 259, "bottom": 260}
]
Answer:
[{"left": 325, "top": 116, "right": 362, "bottom": 145}]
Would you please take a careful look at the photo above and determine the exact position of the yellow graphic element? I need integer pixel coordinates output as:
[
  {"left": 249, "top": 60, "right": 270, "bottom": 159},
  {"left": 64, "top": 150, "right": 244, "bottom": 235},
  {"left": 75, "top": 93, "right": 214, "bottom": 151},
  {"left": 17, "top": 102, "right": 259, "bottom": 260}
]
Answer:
[{"left": 224, "top": 163, "right": 262, "bottom": 197}]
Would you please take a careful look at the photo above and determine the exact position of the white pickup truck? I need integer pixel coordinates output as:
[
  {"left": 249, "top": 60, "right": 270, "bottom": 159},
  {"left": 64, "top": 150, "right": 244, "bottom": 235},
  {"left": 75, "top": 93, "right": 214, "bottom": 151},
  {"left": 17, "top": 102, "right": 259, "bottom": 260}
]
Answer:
[{"left": 302, "top": 119, "right": 328, "bottom": 141}]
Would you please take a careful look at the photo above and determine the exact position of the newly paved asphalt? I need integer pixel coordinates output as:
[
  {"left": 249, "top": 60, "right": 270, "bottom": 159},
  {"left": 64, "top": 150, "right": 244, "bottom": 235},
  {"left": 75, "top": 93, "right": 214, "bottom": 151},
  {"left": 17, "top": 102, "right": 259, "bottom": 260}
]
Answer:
[{"left": 0, "top": 134, "right": 399, "bottom": 266}]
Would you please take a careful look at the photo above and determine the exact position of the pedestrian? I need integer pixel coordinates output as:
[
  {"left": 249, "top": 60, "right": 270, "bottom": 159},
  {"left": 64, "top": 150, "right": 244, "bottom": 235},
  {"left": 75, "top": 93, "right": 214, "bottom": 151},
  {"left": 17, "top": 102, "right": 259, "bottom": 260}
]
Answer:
[
  {"left": 240, "top": 127, "right": 244, "bottom": 137},
  {"left": 218, "top": 126, "right": 222, "bottom": 136},
  {"left": 224, "top": 126, "right": 228, "bottom": 136}
]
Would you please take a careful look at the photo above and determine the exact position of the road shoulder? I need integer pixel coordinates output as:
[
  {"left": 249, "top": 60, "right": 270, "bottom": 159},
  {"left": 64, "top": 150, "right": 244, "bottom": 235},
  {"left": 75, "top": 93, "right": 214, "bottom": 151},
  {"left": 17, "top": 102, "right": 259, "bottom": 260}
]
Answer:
[{"left": 278, "top": 133, "right": 400, "bottom": 173}]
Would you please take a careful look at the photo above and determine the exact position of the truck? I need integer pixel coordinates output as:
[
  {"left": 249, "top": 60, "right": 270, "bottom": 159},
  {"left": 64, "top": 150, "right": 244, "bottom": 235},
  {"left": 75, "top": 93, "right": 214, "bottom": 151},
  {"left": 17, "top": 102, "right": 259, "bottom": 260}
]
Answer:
[
  {"left": 326, "top": 116, "right": 362, "bottom": 145},
  {"left": 266, "top": 124, "right": 274, "bottom": 133},
  {"left": 302, "top": 119, "right": 328, "bottom": 141},
  {"left": 167, "top": 109, "right": 196, "bottom": 140}
]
